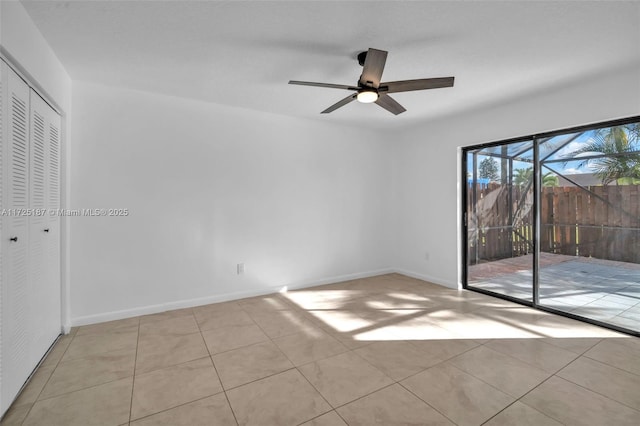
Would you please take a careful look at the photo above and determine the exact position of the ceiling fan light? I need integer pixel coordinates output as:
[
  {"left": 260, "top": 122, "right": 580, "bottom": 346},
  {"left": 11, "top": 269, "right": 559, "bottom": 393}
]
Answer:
[{"left": 357, "top": 90, "right": 378, "bottom": 103}]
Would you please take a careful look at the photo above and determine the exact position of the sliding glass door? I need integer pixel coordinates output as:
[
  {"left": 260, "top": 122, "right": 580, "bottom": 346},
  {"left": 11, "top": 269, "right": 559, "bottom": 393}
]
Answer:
[{"left": 463, "top": 117, "right": 640, "bottom": 336}]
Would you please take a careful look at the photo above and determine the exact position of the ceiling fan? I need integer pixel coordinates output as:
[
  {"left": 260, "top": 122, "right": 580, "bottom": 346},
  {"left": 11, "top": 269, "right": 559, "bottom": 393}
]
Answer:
[{"left": 289, "top": 48, "right": 454, "bottom": 115}]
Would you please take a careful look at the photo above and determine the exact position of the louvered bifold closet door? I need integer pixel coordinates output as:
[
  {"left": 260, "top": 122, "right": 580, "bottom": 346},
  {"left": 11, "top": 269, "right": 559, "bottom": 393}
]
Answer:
[
  {"left": 29, "top": 91, "right": 61, "bottom": 369},
  {"left": 1, "top": 62, "right": 32, "bottom": 414},
  {"left": 44, "top": 96, "right": 61, "bottom": 352},
  {"left": 0, "top": 58, "right": 5, "bottom": 415}
]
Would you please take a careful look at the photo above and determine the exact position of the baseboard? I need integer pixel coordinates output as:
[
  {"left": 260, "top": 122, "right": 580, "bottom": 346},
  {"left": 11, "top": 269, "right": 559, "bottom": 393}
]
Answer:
[
  {"left": 70, "top": 267, "right": 394, "bottom": 327},
  {"left": 284, "top": 267, "right": 395, "bottom": 291},
  {"left": 392, "top": 268, "right": 458, "bottom": 290}
]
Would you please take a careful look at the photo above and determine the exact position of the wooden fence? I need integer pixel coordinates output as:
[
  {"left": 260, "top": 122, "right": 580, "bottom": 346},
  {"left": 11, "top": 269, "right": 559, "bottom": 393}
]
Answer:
[{"left": 467, "top": 183, "right": 640, "bottom": 264}]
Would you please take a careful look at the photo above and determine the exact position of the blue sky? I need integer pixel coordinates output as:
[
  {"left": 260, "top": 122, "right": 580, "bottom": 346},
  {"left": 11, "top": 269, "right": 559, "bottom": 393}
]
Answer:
[
  {"left": 468, "top": 131, "right": 598, "bottom": 179},
  {"left": 469, "top": 125, "right": 640, "bottom": 180}
]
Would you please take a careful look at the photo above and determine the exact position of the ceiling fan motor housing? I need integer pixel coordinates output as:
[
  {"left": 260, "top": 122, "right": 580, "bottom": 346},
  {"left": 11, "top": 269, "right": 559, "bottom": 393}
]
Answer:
[{"left": 357, "top": 51, "right": 368, "bottom": 66}]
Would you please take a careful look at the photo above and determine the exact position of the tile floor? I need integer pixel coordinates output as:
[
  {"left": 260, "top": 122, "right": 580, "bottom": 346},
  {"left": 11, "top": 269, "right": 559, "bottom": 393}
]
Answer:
[
  {"left": 469, "top": 254, "right": 640, "bottom": 332},
  {"left": 2, "top": 273, "right": 640, "bottom": 425}
]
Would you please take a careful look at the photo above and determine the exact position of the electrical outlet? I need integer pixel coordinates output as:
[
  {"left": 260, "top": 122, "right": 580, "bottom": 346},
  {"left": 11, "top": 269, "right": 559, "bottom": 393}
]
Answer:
[{"left": 237, "top": 263, "right": 245, "bottom": 275}]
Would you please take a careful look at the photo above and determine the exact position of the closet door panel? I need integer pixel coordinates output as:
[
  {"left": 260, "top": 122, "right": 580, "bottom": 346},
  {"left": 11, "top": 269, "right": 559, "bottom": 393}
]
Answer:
[
  {"left": 29, "top": 92, "right": 60, "bottom": 367},
  {"left": 44, "top": 95, "right": 61, "bottom": 351},
  {"left": 0, "top": 59, "right": 5, "bottom": 414},
  {"left": 1, "top": 64, "right": 32, "bottom": 413},
  {"left": 46, "top": 110, "right": 61, "bottom": 335},
  {"left": 29, "top": 96, "right": 46, "bottom": 369}
]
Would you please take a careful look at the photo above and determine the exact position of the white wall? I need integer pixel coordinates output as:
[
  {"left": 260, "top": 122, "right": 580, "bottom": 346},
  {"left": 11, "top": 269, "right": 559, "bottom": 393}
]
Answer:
[
  {"left": 0, "top": 1, "right": 73, "bottom": 330},
  {"left": 70, "top": 60, "right": 640, "bottom": 324},
  {"left": 0, "top": 1, "right": 71, "bottom": 112},
  {"left": 70, "top": 81, "right": 393, "bottom": 324},
  {"left": 392, "top": 62, "right": 640, "bottom": 289}
]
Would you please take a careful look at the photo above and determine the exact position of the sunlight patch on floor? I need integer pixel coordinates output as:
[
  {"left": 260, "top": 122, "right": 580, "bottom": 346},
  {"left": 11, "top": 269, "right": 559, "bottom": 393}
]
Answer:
[{"left": 284, "top": 280, "right": 633, "bottom": 342}]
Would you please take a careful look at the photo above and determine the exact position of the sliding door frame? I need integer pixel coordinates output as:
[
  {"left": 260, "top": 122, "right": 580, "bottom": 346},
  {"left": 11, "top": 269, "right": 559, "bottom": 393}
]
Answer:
[{"left": 461, "top": 115, "right": 640, "bottom": 338}]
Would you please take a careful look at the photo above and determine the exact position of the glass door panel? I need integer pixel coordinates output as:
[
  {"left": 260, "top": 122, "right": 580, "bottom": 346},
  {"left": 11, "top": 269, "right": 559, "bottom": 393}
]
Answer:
[
  {"left": 466, "top": 140, "right": 534, "bottom": 301},
  {"left": 538, "top": 126, "right": 640, "bottom": 333}
]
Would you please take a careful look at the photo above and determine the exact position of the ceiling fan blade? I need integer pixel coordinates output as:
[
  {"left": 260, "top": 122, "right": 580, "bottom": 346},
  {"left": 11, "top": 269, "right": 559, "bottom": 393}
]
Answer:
[
  {"left": 289, "top": 80, "right": 358, "bottom": 90},
  {"left": 380, "top": 77, "right": 454, "bottom": 93},
  {"left": 321, "top": 93, "right": 357, "bottom": 114},
  {"left": 359, "top": 48, "right": 388, "bottom": 88},
  {"left": 375, "top": 94, "right": 406, "bottom": 115}
]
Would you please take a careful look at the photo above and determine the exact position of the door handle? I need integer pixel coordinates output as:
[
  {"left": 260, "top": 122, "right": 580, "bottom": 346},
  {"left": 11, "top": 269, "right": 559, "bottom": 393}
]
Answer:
[
  {"left": 44, "top": 229, "right": 50, "bottom": 233},
  {"left": 10, "top": 236, "right": 18, "bottom": 242}
]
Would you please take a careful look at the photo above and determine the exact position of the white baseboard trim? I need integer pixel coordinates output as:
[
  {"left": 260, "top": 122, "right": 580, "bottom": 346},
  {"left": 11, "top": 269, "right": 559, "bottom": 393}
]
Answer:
[
  {"left": 284, "top": 267, "right": 395, "bottom": 291},
  {"left": 70, "top": 267, "right": 394, "bottom": 327},
  {"left": 392, "top": 268, "right": 458, "bottom": 290}
]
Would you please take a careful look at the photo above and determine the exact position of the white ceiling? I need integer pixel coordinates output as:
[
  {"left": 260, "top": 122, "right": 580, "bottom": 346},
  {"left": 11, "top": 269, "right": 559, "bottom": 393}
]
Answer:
[{"left": 21, "top": 0, "right": 640, "bottom": 129}]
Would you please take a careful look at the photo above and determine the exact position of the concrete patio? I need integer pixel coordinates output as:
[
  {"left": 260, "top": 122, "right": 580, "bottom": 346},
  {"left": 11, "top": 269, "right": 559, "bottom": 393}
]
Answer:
[{"left": 469, "top": 253, "right": 640, "bottom": 333}]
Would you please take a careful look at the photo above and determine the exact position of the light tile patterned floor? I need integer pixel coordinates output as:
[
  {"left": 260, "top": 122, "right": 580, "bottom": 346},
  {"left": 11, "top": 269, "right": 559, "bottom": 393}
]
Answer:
[
  {"left": 469, "top": 254, "right": 640, "bottom": 332},
  {"left": 2, "top": 273, "right": 640, "bottom": 425}
]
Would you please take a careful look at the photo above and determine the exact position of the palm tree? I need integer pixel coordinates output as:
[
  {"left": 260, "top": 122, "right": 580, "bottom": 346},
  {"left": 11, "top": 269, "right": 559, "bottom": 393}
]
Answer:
[
  {"left": 543, "top": 173, "right": 559, "bottom": 187},
  {"left": 568, "top": 125, "right": 640, "bottom": 185},
  {"left": 513, "top": 168, "right": 532, "bottom": 187},
  {"left": 513, "top": 167, "right": 558, "bottom": 187}
]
